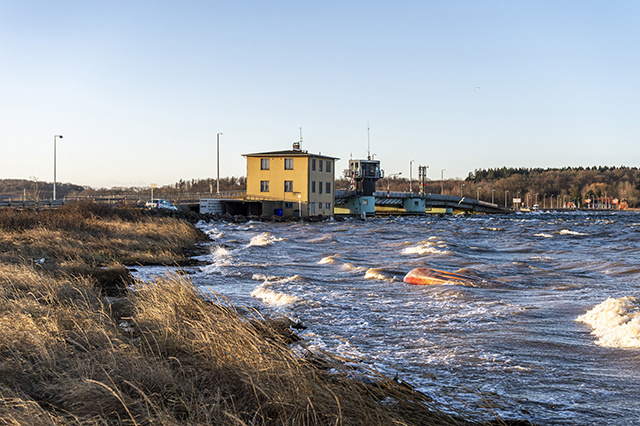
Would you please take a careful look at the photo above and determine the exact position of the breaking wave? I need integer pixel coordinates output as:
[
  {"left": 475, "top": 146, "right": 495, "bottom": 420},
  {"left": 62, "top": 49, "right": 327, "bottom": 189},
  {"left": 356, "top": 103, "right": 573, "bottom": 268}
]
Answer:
[
  {"left": 249, "top": 232, "right": 284, "bottom": 246},
  {"left": 558, "top": 229, "right": 588, "bottom": 236},
  {"left": 318, "top": 254, "right": 340, "bottom": 264},
  {"left": 364, "top": 268, "right": 397, "bottom": 282},
  {"left": 577, "top": 297, "right": 640, "bottom": 349}
]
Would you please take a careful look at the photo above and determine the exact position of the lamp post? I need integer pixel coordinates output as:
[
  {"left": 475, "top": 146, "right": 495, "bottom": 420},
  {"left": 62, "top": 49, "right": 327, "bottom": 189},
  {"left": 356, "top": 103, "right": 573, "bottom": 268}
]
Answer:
[
  {"left": 53, "top": 135, "right": 63, "bottom": 200},
  {"left": 387, "top": 172, "right": 402, "bottom": 195},
  {"left": 216, "top": 132, "right": 223, "bottom": 195},
  {"left": 517, "top": 191, "right": 521, "bottom": 210},
  {"left": 477, "top": 187, "right": 481, "bottom": 201},
  {"left": 298, "top": 194, "right": 302, "bottom": 218},
  {"left": 409, "top": 160, "right": 414, "bottom": 193},
  {"left": 460, "top": 183, "right": 465, "bottom": 198},
  {"left": 492, "top": 189, "right": 495, "bottom": 204},
  {"left": 441, "top": 169, "right": 445, "bottom": 194},
  {"left": 543, "top": 193, "right": 546, "bottom": 209}
]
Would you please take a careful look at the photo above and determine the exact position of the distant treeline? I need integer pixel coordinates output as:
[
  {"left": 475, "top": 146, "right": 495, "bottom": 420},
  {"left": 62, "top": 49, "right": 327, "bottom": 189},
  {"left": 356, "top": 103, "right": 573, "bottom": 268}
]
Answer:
[
  {"left": 464, "top": 166, "right": 640, "bottom": 207},
  {"left": 0, "top": 177, "right": 247, "bottom": 200},
  {"left": 4, "top": 166, "right": 640, "bottom": 207}
]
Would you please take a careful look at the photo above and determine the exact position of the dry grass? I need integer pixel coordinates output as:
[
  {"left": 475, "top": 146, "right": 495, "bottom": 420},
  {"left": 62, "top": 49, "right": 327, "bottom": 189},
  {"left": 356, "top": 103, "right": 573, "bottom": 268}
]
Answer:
[{"left": 0, "top": 203, "right": 523, "bottom": 425}]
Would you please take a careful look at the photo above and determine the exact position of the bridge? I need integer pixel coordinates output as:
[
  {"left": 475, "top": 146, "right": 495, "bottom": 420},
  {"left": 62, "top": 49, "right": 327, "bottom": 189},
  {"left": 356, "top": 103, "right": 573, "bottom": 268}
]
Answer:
[{"left": 334, "top": 190, "right": 508, "bottom": 215}]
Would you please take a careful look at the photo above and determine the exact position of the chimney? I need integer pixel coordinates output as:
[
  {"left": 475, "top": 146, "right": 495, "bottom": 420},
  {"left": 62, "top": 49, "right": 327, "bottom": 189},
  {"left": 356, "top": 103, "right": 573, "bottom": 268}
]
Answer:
[{"left": 293, "top": 141, "right": 301, "bottom": 151}]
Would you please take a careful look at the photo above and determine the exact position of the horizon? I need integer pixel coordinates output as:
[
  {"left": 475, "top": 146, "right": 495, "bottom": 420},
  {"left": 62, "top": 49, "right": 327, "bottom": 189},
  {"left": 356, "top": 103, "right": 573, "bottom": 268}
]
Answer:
[{"left": 3, "top": 1, "right": 639, "bottom": 187}]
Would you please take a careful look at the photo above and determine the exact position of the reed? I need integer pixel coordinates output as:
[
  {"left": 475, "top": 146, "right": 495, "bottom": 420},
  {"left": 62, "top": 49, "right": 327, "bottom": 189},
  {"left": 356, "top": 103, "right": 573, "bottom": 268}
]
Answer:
[{"left": 0, "top": 203, "right": 522, "bottom": 425}]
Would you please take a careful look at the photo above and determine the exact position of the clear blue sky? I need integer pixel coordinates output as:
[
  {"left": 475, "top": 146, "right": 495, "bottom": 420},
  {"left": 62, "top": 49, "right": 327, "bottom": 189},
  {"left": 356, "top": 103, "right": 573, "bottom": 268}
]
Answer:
[{"left": 2, "top": 1, "right": 639, "bottom": 188}]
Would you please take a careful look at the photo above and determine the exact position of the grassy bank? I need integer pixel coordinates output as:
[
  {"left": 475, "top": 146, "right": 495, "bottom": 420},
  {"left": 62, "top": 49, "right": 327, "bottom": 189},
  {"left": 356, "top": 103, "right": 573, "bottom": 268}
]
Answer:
[{"left": 0, "top": 203, "right": 522, "bottom": 425}]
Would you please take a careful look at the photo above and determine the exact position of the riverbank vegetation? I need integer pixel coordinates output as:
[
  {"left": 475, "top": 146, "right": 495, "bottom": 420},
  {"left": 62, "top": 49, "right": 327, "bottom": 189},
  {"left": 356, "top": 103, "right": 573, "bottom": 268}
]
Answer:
[{"left": 0, "top": 203, "right": 523, "bottom": 425}]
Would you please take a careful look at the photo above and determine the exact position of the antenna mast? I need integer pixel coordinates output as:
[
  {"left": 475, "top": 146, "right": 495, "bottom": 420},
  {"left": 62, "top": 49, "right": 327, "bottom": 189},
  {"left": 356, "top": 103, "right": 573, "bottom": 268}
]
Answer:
[{"left": 367, "top": 122, "right": 371, "bottom": 160}]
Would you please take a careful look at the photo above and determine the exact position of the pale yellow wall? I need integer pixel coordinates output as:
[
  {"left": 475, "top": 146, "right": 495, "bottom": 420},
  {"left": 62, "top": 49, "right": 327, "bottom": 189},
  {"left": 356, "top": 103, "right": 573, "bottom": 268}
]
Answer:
[{"left": 246, "top": 154, "right": 335, "bottom": 216}]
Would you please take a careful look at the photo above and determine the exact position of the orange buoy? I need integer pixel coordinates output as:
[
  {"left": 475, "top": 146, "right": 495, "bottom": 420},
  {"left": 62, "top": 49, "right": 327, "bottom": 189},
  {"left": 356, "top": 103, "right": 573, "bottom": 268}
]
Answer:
[{"left": 403, "top": 267, "right": 479, "bottom": 286}]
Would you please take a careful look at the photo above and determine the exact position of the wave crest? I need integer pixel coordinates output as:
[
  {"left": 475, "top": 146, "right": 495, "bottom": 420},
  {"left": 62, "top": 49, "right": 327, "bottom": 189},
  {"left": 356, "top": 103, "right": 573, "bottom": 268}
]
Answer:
[{"left": 577, "top": 297, "right": 640, "bottom": 349}]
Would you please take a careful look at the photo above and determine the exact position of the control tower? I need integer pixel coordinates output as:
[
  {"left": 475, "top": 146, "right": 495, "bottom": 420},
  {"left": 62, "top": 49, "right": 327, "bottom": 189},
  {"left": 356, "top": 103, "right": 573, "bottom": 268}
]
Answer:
[{"left": 345, "top": 158, "right": 384, "bottom": 196}]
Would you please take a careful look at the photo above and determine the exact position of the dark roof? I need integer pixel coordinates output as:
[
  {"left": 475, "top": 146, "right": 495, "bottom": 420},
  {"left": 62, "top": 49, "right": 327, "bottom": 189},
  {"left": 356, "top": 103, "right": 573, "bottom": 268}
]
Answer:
[{"left": 243, "top": 149, "right": 339, "bottom": 160}]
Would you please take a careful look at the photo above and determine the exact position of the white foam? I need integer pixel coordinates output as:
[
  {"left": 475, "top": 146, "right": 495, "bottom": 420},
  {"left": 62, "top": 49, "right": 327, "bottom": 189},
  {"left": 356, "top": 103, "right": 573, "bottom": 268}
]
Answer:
[
  {"left": 341, "top": 263, "right": 367, "bottom": 272},
  {"left": 318, "top": 254, "right": 340, "bottom": 264},
  {"left": 364, "top": 268, "right": 397, "bottom": 282},
  {"left": 558, "top": 229, "right": 588, "bottom": 236},
  {"left": 249, "top": 232, "right": 284, "bottom": 246},
  {"left": 250, "top": 282, "right": 299, "bottom": 307},
  {"left": 534, "top": 233, "right": 554, "bottom": 238},
  {"left": 401, "top": 244, "right": 450, "bottom": 255},
  {"left": 577, "top": 297, "right": 640, "bottom": 349}
]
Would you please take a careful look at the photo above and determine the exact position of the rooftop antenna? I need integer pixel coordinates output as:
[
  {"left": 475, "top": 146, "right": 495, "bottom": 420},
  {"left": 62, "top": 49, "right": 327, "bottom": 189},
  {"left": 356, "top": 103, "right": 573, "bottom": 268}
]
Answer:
[
  {"left": 293, "top": 127, "right": 303, "bottom": 151},
  {"left": 367, "top": 121, "right": 371, "bottom": 160}
]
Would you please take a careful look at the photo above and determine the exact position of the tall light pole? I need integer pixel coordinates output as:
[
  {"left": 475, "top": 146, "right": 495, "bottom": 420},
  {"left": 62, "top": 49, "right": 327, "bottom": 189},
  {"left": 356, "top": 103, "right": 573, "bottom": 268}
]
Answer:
[
  {"left": 441, "top": 169, "right": 445, "bottom": 194},
  {"left": 492, "top": 189, "right": 495, "bottom": 204},
  {"left": 477, "top": 187, "right": 481, "bottom": 201},
  {"left": 387, "top": 172, "right": 402, "bottom": 195},
  {"left": 409, "top": 160, "right": 414, "bottom": 193},
  {"left": 53, "top": 135, "right": 63, "bottom": 200},
  {"left": 505, "top": 190, "right": 509, "bottom": 208},
  {"left": 460, "top": 183, "right": 465, "bottom": 197},
  {"left": 216, "top": 132, "right": 222, "bottom": 195}
]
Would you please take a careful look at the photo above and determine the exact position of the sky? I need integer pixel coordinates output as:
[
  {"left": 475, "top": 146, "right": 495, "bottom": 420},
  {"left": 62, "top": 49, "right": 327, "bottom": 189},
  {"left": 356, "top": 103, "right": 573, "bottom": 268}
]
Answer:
[{"left": 2, "top": 1, "right": 639, "bottom": 188}]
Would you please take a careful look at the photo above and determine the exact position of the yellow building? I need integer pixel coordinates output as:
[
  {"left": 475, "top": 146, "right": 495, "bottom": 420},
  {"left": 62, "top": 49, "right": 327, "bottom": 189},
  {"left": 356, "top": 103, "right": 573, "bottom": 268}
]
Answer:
[{"left": 243, "top": 144, "right": 338, "bottom": 217}]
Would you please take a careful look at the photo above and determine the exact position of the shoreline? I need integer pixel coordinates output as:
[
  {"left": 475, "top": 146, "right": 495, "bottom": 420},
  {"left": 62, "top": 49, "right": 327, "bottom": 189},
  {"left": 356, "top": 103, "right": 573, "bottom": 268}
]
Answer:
[{"left": 2, "top": 202, "right": 533, "bottom": 425}]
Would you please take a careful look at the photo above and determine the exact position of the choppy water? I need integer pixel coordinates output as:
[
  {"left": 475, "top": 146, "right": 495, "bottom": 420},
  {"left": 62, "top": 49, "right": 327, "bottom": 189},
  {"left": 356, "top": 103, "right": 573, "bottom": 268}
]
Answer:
[{"left": 141, "top": 211, "right": 640, "bottom": 425}]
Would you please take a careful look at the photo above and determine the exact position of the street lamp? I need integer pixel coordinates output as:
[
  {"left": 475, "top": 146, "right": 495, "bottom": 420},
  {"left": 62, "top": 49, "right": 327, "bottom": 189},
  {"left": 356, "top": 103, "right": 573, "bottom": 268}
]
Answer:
[
  {"left": 460, "top": 183, "right": 465, "bottom": 198},
  {"left": 505, "top": 190, "right": 509, "bottom": 208},
  {"left": 517, "top": 191, "right": 521, "bottom": 210},
  {"left": 216, "top": 133, "right": 223, "bottom": 195},
  {"left": 441, "top": 169, "right": 445, "bottom": 194},
  {"left": 53, "top": 135, "right": 63, "bottom": 200},
  {"left": 477, "top": 187, "right": 481, "bottom": 201},
  {"left": 543, "top": 193, "right": 546, "bottom": 209},
  {"left": 409, "top": 160, "right": 414, "bottom": 193},
  {"left": 298, "top": 194, "right": 302, "bottom": 217},
  {"left": 387, "top": 172, "right": 402, "bottom": 195},
  {"left": 492, "top": 189, "right": 495, "bottom": 204}
]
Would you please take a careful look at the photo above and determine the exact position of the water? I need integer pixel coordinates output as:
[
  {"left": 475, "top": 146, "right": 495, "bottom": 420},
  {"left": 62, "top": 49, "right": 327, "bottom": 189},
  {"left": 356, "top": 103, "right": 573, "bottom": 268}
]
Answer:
[{"left": 156, "top": 211, "right": 640, "bottom": 425}]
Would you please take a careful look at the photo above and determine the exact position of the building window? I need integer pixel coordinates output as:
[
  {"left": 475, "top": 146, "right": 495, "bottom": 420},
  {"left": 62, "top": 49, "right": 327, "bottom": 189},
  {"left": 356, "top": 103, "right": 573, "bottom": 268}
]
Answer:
[
  {"left": 326, "top": 182, "right": 331, "bottom": 194},
  {"left": 311, "top": 158, "right": 316, "bottom": 171},
  {"left": 319, "top": 160, "right": 323, "bottom": 172},
  {"left": 319, "top": 181, "right": 323, "bottom": 194},
  {"left": 319, "top": 202, "right": 323, "bottom": 209},
  {"left": 260, "top": 181, "right": 269, "bottom": 192},
  {"left": 284, "top": 158, "right": 293, "bottom": 170},
  {"left": 311, "top": 181, "right": 316, "bottom": 193},
  {"left": 284, "top": 202, "right": 294, "bottom": 209},
  {"left": 326, "top": 202, "right": 330, "bottom": 210},
  {"left": 260, "top": 158, "right": 270, "bottom": 170},
  {"left": 326, "top": 161, "right": 331, "bottom": 172},
  {"left": 311, "top": 202, "right": 315, "bottom": 214},
  {"left": 284, "top": 180, "right": 293, "bottom": 192}
]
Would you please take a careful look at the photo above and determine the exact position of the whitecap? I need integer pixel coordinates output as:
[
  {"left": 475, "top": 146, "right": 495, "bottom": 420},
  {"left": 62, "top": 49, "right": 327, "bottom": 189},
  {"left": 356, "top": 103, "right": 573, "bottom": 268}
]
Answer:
[
  {"left": 249, "top": 232, "right": 283, "bottom": 246},
  {"left": 534, "top": 233, "right": 554, "bottom": 238},
  {"left": 577, "top": 297, "right": 640, "bottom": 349},
  {"left": 250, "top": 282, "right": 299, "bottom": 307},
  {"left": 318, "top": 254, "right": 340, "bottom": 264},
  {"left": 364, "top": 268, "right": 397, "bottom": 282},
  {"left": 401, "top": 245, "right": 451, "bottom": 255},
  {"left": 558, "top": 229, "right": 588, "bottom": 236}
]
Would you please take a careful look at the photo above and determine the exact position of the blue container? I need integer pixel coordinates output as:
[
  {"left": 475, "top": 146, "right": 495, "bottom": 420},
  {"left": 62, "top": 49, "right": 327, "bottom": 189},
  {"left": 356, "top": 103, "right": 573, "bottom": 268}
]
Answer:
[{"left": 274, "top": 208, "right": 283, "bottom": 216}]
